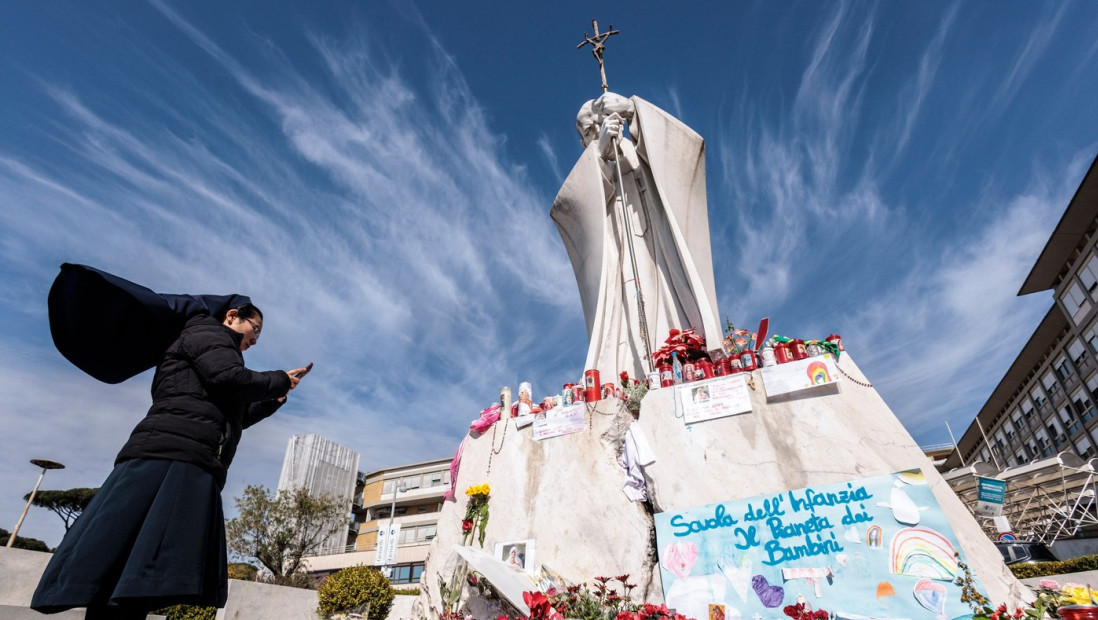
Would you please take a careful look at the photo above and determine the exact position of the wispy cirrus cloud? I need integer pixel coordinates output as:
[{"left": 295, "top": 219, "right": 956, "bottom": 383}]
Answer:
[
  {"left": 709, "top": 1, "right": 1090, "bottom": 448},
  {"left": 0, "top": 5, "right": 578, "bottom": 546},
  {"left": 847, "top": 153, "right": 1089, "bottom": 441}
]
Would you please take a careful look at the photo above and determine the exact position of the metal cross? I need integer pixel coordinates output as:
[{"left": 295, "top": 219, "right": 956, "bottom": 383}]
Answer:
[{"left": 576, "top": 19, "right": 620, "bottom": 92}]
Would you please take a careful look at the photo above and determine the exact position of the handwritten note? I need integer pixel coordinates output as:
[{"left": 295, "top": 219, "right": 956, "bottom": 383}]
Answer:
[
  {"left": 531, "top": 404, "right": 585, "bottom": 441},
  {"left": 676, "top": 375, "right": 753, "bottom": 424}
]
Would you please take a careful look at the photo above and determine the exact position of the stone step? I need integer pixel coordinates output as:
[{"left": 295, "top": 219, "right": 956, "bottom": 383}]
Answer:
[
  {"left": 0, "top": 604, "right": 86, "bottom": 619},
  {"left": 0, "top": 606, "right": 166, "bottom": 619}
]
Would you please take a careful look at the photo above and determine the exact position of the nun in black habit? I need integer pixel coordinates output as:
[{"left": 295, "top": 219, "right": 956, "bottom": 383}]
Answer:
[{"left": 31, "top": 264, "right": 311, "bottom": 620}]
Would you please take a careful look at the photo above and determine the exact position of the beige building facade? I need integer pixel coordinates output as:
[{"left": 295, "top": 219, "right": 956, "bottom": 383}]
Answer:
[{"left": 304, "top": 456, "right": 451, "bottom": 584}]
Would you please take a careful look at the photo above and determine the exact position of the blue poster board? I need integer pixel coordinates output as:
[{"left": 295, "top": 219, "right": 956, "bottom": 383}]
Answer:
[{"left": 654, "top": 470, "right": 980, "bottom": 620}]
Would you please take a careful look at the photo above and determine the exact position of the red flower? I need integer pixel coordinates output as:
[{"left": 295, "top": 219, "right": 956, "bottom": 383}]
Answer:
[
  {"left": 523, "top": 591, "right": 556, "bottom": 620},
  {"left": 461, "top": 519, "right": 473, "bottom": 532},
  {"left": 616, "top": 613, "right": 639, "bottom": 620}
]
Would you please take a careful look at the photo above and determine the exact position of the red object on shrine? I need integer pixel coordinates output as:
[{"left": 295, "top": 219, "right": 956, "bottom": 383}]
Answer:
[
  {"left": 826, "top": 334, "right": 844, "bottom": 351},
  {"left": 602, "top": 383, "right": 617, "bottom": 399},
  {"left": 775, "top": 342, "right": 793, "bottom": 364},
  {"left": 739, "top": 350, "right": 757, "bottom": 371},
  {"left": 715, "top": 358, "right": 731, "bottom": 376},
  {"left": 1058, "top": 608, "right": 1098, "bottom": 620},
  {"left": 584, "top": 369, "right": 601, "bottom": 402},
  {"left": 572, "top": 384, "right": 585, "bottom": 403},
  {"left": 563, "top": 383, "right": 576, "bottom": 405},
  {"left": 659, "top": 363, "right": 675, "bottom": 387},
  {"left": 699, "top": 359, "right": 715, "bottom": 379},
  {"left": 789, "top": 339, "right": 807, "bottom": 361}
]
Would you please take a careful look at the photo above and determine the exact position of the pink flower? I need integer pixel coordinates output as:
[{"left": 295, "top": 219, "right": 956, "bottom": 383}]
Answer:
[{"left": 1040, "top": 579, "right": 1060, "bottom": 590}]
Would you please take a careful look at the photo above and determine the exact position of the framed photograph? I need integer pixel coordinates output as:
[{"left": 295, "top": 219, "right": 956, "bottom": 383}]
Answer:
[{"left": 493, "top": 538, "right": 536, "bottom": 574}]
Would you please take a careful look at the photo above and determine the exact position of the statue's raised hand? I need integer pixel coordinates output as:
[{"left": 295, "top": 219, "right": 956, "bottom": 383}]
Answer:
[{"left": 598, "top": 113, "right": 624, "bottom": 161}]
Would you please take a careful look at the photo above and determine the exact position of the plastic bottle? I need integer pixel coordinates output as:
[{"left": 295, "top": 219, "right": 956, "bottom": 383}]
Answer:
[{"left": 672, "top": 352, "right": 683, "bottom": 384}]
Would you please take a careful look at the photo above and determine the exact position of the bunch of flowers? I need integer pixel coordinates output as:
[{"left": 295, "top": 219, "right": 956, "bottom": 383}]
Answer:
[
  {"left": 652, "top": 328, "right": 708, "bottom": 366},
  {"left": 487, "top": 575, "right": 696, "bottom": 620},
  {"left": 1030, "top": 579, "right": 1097, "bottom": 616},
  {"left": 953, "top": 558, "right": 1085, "bottom": 620},
  {"left": 461, "top": 484, "right": 490, "bottom": 547},
  {"left": 614, "top": 603, "right": 691, "bottom": 620},
  {"left": 722, "top": 319, "right": 752, "bottom": 355},
  {"left": 618, "top": 372, "right": 649, "bottom": 416},
  {"left": 782, "top": 601, "right": 829, "bottom": 620}
]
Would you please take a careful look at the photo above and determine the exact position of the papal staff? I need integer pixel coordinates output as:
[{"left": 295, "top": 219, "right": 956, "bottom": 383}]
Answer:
[{"left": 578, "top": 20, "right": 654, "bottom": 374}]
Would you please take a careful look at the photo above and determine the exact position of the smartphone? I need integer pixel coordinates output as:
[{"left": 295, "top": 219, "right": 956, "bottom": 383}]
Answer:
[{"left": 293, "top": 362, "right": 314, "bottom": 379}]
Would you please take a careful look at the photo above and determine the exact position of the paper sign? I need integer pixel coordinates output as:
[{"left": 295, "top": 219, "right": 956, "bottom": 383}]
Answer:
[
  {"left": 760, "top": 354, "right": 841, "bottom": 397},
  {"left": 531, "top": 404, "right": 586, "bottom": 441},
  {"left": 975, "top": 477, "right": 1007, "bottom": 516},
  {"left": 654, "top": 470, "right": 981, "bottom": 620},
  {"left": 676, "top": 375, "right": 752, "bottom": 424}
]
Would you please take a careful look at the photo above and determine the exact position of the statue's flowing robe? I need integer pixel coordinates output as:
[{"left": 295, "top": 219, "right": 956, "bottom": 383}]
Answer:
[{"left": 551, "top": 96, "right": 722, "bottom": 379}]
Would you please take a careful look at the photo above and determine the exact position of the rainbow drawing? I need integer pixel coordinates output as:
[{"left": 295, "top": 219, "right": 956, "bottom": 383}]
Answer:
[
  {"left": 806, "top": 361, "right": 831, "bottom": 385},
  {"left": 889, "top": 527, "right": 960, "bottom": 581},
  {"left": 866, "top": 525, "right": 883, "bottom": 548}
]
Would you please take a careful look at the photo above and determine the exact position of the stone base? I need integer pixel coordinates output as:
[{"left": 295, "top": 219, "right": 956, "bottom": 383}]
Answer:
[{"left": 413, "top": 354, "right": 1028, "bottom": 618}]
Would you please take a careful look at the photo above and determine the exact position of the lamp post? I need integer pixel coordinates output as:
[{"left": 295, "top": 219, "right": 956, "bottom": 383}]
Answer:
[
  {"left": 380, "top": 481, "right": 407, "bottom": 579},
  {"left": 7, "top": 459, "right": 65, "bottom": 548}
]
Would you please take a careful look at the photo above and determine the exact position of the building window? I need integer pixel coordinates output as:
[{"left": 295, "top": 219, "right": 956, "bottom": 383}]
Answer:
[
  {"left": 1080, "top": 254, "right": 1098, "bottom": 296},
  {"left": 1076, "top": 436, "right": 1094, "bottom": 459},
  {"left": 1086, "top": 323, "right": 1098, "bottom": 355},
  {"left": 418, "top": 524, "right": 437, "bottom": 541},
  {"left": 395, "top": 507, "right": 408, "bottom": 516},
  {"left": 428, "top": 471, "right": 444, "bottom": 487},
  {"left": 1031, "top": 387, "right": 1047, "bottom": 409},
  {"left": 1070, "top": 339, "right": 1089, "bottom": 366},
  {"left": 389, "top": 563, "right": 425, "bottom": 585},
  {"left": 383, "top": 480, "right": 394, "bottom": 494},
  {"left": 1021, "top": 400, "right": 1035, "bottom": 420},
  {"left": 1063, "top": 281, "right": 1091, "bottom": 323},
  {"left": 1054, "top": 357, "right": 1073, "bottom": 381},
  {"left": 1073, "top": 389, "right": 1096, "bottom": 421}
]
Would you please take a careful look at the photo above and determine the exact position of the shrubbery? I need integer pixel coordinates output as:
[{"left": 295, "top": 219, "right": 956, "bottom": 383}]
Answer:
[
  {"left": 154, "top": 605, "right": 216, "bottom": 620},
  {"left": 1009, "top": 554, "right": 1098, "bottom": 579},
  {"left": 317, "top": 565, "right": 395, "bottom": 618}
]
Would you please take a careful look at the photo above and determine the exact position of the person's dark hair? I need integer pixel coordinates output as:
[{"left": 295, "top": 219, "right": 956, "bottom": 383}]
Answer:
[{"left": 234, "top": 303, "right": 263, "bottom": 320}]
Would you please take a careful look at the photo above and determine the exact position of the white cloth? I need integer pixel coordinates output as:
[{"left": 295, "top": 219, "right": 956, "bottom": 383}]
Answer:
[
  {"left": 552, "top": 95, "right": 723, "bottom": 379},
  {"left": 620, "top": 421, "right": 656, "bottom": 501}
]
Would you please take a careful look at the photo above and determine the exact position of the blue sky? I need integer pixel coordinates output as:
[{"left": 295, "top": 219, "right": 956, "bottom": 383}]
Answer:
[{"left": 2, "top": 1, "right": 1097, "bottom": 547}]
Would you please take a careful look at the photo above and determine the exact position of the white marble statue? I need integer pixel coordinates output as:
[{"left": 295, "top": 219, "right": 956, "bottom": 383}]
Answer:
[{"left": 551, "top": 92, "right": 723, "bottom": 379}]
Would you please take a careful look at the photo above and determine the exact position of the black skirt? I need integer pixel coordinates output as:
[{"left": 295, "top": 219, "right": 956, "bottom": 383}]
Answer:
[{"left": 31, "top": 459, "right": 228, "bottom": 613}]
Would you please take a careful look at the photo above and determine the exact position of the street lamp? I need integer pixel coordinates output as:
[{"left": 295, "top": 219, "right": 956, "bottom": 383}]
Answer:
[
  {"left": 7, "top": 459, "right": 65, "bottom": 548},
  {"left": 380, "top": 481, "right": 407, "bottom": 579}
]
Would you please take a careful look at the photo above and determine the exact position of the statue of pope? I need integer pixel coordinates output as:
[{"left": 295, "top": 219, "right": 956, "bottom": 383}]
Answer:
[{"left": 551, "top": 92, "right": 723, "bottom": 380}]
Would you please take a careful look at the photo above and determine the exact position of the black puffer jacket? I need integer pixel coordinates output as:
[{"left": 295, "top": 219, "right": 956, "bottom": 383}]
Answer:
[{"left": 116, "top": 314, "right": 292, "bottom": 488}]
